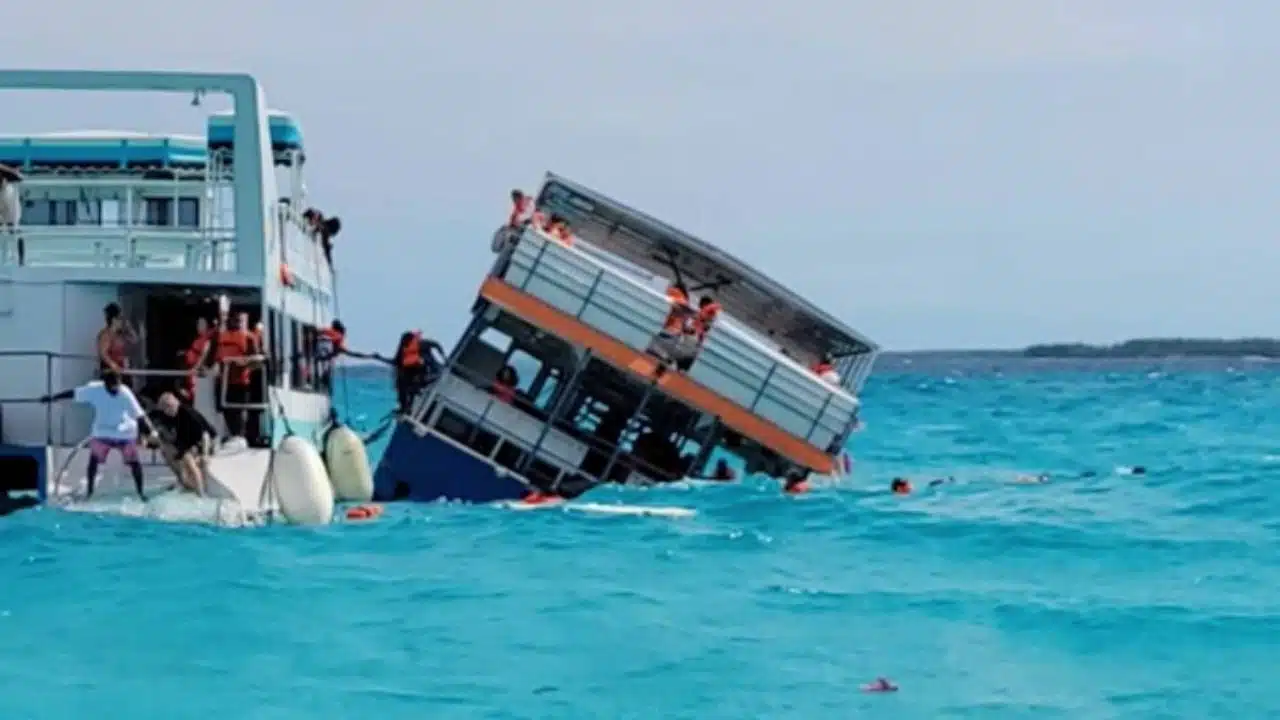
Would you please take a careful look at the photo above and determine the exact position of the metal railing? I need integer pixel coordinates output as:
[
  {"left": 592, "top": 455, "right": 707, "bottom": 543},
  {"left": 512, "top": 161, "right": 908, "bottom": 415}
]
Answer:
[
  {"left": 498, "top": 226, "right": 865, "bottom": 448},
  {"left": 0, "top": 226, "right": 237, "bottom": 271},
  {"left": 406, "top": 362, "right": 705, "bottom": 492}
]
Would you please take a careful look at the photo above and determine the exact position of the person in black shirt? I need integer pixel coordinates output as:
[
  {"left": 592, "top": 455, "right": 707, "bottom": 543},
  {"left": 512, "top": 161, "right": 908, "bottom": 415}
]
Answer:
[{"left": 149, "top": 392, "right": 219, "bottom": 495}]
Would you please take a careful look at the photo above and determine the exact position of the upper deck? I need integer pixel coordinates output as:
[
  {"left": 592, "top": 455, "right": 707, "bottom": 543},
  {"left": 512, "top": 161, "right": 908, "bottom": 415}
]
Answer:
[
  {"left": 484, "top": 184, "right": 879, "bottom": 472},
  {"left": 0, "top": 71, "right": 327, "bottom": 297},
  {"left": 536, "top": 174, "right": 879, "bottom": 363}
]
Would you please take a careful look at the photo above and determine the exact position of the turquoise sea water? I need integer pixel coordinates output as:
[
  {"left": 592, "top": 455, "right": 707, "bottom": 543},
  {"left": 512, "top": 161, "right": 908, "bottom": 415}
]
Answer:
[{"left": 2, "top": 356, "right": 1278, "bottom": 719}]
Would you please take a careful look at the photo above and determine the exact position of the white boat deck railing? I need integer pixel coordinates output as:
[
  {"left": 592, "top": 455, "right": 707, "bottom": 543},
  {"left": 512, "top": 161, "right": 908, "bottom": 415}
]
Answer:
[
  {"left": 0, "top": 226, "right": 237, "bottom": 271},
  {"left": 0, "top": 350, "right": 194, "bottom": 449},
  {"left": 501, "top": 227, "right": 866, "bottom": 451}
]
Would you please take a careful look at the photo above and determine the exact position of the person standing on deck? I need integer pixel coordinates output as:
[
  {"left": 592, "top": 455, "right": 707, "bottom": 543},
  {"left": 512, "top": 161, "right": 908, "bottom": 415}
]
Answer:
[
  {"left": 213, "top": 312, "right": 261, "bottom": 441},
  {"left": 180, "top": 316, "right": 215, "bottom": 403},
  {"left": 97, "top": 302, "right": 137, "bottom": 379},
  {"left": 39, "top": 371, "right": 161, "bottom": 501}
]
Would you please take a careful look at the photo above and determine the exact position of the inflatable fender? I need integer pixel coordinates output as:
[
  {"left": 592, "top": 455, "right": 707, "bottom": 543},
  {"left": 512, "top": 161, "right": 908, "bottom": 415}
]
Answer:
[
  {"left": 322, "top": 424, "right": 374, "bottom": 502},
  {"left": 271, "top": 436, "right": 334, "bottom": 525}
]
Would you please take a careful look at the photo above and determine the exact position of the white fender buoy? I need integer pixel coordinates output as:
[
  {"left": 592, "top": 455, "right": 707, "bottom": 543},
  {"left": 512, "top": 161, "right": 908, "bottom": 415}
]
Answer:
[
  {"left": 271, "top": 436, "right": 334, "bottom": 525},
  {"left": 323, "top": 425, "right": 374, "bottom": 502}
]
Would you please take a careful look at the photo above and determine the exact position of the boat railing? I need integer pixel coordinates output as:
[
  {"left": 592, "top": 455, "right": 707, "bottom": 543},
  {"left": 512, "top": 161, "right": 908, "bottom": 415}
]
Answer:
[
  {"left": 498, "top": 226, "right": 860, "bottom": 452},
  {"left": 408, "top": 362, "right": 683, "bottom": 490},
  {"left": 0, "top": 226, "right": 237, "bottom": 271},
  {"left": 0, "top": 350, "right": 201, "bottom": 448}
]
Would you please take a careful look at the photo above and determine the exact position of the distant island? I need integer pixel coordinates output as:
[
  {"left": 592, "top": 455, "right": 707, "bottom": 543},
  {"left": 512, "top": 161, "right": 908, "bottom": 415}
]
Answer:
[{"left": 1022, "top": 338, "right": 1280, "bottom": 359}]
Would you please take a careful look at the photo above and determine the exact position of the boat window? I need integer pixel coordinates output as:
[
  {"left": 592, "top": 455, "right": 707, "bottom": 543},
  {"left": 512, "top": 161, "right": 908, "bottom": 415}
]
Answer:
[
  {"left": 177, "top": 198, "right": 200, "bottom": 228},
  {"left": 505, "top": 349, "right": 541, "bottom": 394},
  {"left": 21, "top": 200, "right": 51, "bottom": 225},
  {"left": 76, "top": 200, "right": 101, "bottom": 225},
  {"left": 52, "top": 200, "right": 77, "bottom": 226},
  {"left": 477, "top": 327, "right": 512, "bottom": 354},
  {"left": 100, "top": 199, "right": 121, "bottom": 226},
  {"left": 144, "top": 197, "right": 172, "bottom": 227}
]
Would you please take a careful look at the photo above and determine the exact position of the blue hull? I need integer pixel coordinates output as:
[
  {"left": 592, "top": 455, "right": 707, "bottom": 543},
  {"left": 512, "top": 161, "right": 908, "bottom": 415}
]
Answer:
[
  {"left": 0, "top": 443, "right": 47, "bottom": 502},
  {"left": 372, "top": 423, "right": 529, "bottom": 503}
]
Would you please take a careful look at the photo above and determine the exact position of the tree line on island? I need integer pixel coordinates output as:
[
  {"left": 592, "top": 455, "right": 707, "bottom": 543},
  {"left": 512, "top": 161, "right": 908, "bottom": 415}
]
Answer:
[{"left": 1023, "top": 338, "right": 1280, "bottom": 359}]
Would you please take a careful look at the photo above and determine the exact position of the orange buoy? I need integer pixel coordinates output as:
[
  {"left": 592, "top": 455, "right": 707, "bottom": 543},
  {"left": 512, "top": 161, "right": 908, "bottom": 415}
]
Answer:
[{"left": 345, "top": 503, "right": 383, "bottom": 521}]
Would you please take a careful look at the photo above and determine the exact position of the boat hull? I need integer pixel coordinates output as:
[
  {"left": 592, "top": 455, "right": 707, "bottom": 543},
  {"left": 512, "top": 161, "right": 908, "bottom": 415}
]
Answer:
[{"left": 372, "top": 422, "right": 529, "bottom": 504}]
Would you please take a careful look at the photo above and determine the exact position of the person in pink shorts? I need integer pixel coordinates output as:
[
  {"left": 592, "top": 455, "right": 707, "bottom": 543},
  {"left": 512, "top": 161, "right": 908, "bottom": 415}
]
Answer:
[{"left": 41, "top": 370, "right": 161, "bottom": 500}]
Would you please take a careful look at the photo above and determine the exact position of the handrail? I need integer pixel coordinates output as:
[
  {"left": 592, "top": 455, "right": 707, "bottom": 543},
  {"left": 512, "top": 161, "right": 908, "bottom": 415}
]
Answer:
[{"left": 515, "top": 225, "right": 862, "bottom": 402}]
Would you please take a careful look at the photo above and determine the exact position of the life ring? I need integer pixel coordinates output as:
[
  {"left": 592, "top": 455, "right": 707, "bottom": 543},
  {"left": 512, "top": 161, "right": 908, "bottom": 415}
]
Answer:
[{"left": 345, "top": 503, "right": 383, "bottom": 521}]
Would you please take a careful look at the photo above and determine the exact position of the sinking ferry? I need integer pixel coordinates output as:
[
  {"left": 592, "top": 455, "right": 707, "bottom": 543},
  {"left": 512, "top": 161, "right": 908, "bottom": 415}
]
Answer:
[
  {"left": 373, "top": 174, "right": 878, "bottom": 504},
  {"left": 0, "top": 70, "right": 367, "bottom": 525}
]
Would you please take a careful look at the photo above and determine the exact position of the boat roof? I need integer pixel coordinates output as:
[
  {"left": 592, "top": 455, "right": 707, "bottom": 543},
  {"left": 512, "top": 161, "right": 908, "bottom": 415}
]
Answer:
[{"left": 535, "top": 173, "right": 879, "bottom": 357}]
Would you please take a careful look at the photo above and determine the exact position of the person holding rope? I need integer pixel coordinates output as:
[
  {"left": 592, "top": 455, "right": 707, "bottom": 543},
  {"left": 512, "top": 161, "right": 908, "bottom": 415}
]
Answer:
[
  {"left": 148, "top": 392, "right": 219, "bottom": 496},
  {"left": 39, "top": 370, "right": 161, "bottom": 501}
]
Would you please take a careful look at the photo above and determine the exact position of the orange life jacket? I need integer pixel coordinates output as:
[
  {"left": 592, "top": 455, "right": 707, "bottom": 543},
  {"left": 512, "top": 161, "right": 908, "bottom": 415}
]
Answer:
[
  {"left": 215, "top": 329, "right": 255, "bottom": 385},
  {"left": 662, "top": 287, "right": 692, "bottom": 335},
  {"left": 694, "top": 301, "right": 721, "bottom": 340},
  {"left": 184, "top": 330, "right": 211, "bottom": 368},
  {"left": 398, "top": 332, "right": 424, "bottom": 368},
  {"left": 548, "top": 221, "right": 574, "bottom": 246},
  {"left": 318, "top": 327, "right": 345, "bottom": 359},
  {"left": 492, "top": 381, "right": 516, "bottom": 404}
]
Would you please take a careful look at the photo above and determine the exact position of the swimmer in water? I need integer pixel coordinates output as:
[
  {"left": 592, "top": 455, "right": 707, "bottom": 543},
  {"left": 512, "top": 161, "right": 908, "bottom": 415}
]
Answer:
[
  {"left": 890, "top": 477, "right": 912, "bottom": 495},
  {"left": 861, "top": 677, "right": 898, "bottom": 693}
]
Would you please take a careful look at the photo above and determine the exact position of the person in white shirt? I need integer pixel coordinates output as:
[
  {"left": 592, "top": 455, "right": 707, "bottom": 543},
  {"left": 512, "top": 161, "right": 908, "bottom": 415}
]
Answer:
[{"left": 40, "top": 371, "right": 161, "bottom": 500}]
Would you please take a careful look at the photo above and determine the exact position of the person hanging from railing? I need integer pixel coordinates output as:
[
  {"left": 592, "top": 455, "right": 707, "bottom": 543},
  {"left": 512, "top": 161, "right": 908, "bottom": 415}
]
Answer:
[
  {"left": 373, "top": 330, "right": 446, "bottom": 415},
  {"left": 647, "top": 282, "right": 700, "bottom": 373},
  {"left": 303, "top": 207, "right": 342, "bottom": 267},
  {"left": 213, "top": 312, "right": 262, "bottom": 441},
  {"left": 148, "top": 391, "right": 218, "bottom": 496},
  {"left": 38, "top": 370, "right": 162, "bottom": 501},
  {"left": 97, "top": 302, "right": 138, "bottom": 380}
]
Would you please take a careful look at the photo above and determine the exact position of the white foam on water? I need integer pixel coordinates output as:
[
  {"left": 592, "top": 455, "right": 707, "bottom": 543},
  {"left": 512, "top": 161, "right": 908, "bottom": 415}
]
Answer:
[{"left": 57, "top": 488, "right": 257, "bottom": 528}]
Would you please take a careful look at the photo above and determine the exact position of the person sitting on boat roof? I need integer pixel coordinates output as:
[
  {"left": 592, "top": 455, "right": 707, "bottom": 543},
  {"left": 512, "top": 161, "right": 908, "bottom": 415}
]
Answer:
[
  {"left": 39, "top": 370, "right": 162, "bottom": 501},
  {"left": 492, "top": 365, "right": 519, "bottom": 404},
  {"left": 811, "top": 353, "right": 841, "bottom": 385},
  {"left": 545, "top": 214, "right": 574, "bottom": 247},
  {"left": 98, "top": 302, "right": 138, "bottom": 380},
  {"left": 149, "top": 392, "right": 218, "bottom": 496}
]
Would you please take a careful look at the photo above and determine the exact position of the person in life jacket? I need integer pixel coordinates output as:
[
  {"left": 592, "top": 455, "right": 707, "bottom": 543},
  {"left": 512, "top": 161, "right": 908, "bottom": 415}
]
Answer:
[
  {"left": 811, "top": 352, "right": 841, "bottom": 385},
  {"left": 545, "top": 214, "right": 574, "bottom": 247},
  {"left": 213, "top": 312, "right": 261, "bottom": 440},
  {"left": 492, "top": 365, "right": 519, "bottom": 404},
  {"left": 783, "top": 468, "right": 812, "bottom": 495},
  {"left": 97, "top": 302, "right": 137, "bottom": 380},
  {"left": 180, "top": 316, "right": 215, "bottom": 402},
  {"left": 383, "top": 330, "right": 445, "bottom": 414},
  {"left": 693, "top": 295, "right": 721, "bottom": 344}
]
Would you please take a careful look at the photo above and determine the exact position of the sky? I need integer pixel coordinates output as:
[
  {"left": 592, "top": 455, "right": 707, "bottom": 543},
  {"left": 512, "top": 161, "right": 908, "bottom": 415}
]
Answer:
[{"left": 2, "top": 0, "right": 1276, "bottom": 351}]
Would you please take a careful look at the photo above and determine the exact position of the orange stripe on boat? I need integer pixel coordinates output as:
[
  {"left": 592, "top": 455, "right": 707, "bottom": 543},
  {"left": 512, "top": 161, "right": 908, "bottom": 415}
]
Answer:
[{"left": 479, "top": 277, "right": 835, "bottom": 474}]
